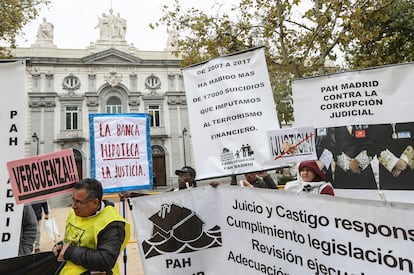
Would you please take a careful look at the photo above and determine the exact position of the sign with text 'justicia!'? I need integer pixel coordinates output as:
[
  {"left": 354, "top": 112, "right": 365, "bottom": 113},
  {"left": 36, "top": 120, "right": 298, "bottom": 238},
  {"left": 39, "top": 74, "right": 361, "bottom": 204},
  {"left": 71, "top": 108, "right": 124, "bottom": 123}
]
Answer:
[
  {"left": 267, "top": 126, "right": 317, "bottom": 166},
  {"left": 182, "top": 47, "right": 280, "bottom": 180},
  {"left": 89, "top": 113, "right": 152, "bottom": 192}
]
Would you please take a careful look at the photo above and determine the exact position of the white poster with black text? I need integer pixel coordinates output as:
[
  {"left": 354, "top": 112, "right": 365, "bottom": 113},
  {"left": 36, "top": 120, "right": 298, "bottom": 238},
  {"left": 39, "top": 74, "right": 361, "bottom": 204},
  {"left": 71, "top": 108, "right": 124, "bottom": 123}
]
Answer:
[
  {"left": 0, "top": 61, "right": 26, "bottom": 259},
  {"left": 292, "top": 62, "right": 414, "bottom": 128},
  {"left": 182, "top": 47, "right": 280, "bottom": 179},
  {"left": 132, "top": 186, "right": 414, "bottom": 275}
]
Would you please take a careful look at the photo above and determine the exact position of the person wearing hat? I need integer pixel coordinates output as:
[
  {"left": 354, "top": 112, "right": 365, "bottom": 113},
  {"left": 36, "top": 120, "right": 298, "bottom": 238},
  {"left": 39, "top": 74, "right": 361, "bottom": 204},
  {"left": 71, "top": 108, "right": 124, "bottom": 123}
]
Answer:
[
  {"left": 284, "top": 160, "right": 334, "bottom": 196},
  {"left": 174, "top": 166, "right": 197, "bottom": 190}
]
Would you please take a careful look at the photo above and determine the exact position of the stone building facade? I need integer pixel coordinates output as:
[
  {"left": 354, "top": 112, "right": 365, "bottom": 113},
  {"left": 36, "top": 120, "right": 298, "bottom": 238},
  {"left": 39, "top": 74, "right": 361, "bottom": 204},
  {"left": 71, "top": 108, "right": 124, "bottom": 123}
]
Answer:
[{"left": 12, "top": 12, "right": 192, "bottom": 188}]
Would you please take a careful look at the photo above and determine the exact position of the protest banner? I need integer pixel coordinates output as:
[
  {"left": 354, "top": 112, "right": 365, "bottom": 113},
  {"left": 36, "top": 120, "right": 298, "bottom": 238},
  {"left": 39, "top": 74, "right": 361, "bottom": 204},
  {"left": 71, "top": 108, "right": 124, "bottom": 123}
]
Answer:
[
  {"left": 292, "top": 62, "right": 414, "bottom": 128},
  {"left": 267, "top": 126, "right": 316, "bottom": 166},
  {"left": 89, "top": 113, "right": 152, "bottom": 192},
  {"left": 7, "top": 148, "right": 78, "bottom": 204},
  {"left": 0, "top": 61, "right": 26, "bottom": 259},
  {"left": 292, "top": 63, "right": 414, "bottom": 203},
  {"left": 0, "top": 252, "right": 64, "bottom": 274},
  {"left": 131, "top": 186, "right": 414, "bottom": 275},
  {"left": 182, "top": 47, "right": 280, "bottom": 179}
]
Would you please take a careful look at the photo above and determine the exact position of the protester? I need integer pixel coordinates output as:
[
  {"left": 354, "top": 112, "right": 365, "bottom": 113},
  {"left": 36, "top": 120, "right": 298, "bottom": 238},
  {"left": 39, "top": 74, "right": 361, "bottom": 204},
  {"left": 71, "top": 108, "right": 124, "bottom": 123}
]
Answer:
[
  {"left": 19, "top": 205, "right": 37, "bottom": 256},
  {"left": 276, "top": 166, "right": 296, "bottom": 187},
  {"left": 174, "top": 166, "right": 197, "bottom": 190},
  {"left": 53, "top": 178, "right": 130, "bottom": 275},
  {"left": 239, "top": 171, "right": 278, "bottom": 189},
  {"left": 31, "top": 201, "right": 49, "bottom": 253},
  {"left": 284, "top": 160, "right": 334, "bottom": 196}
]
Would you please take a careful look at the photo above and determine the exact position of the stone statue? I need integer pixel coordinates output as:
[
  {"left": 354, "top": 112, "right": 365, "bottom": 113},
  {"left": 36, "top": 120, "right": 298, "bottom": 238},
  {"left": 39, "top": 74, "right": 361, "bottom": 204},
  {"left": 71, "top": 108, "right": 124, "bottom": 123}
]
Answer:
[
  {"left": 96, "top": 10, "right": 127, "bottom": 41},
  {"left": 96, "top": 13, "right": 109, "bottom": 40},
  {"left": 114, "top": 13, "right": 127, "bottom": 40},
  {"left": 36, "top": 18, "right": 54, "bottom": 41}
]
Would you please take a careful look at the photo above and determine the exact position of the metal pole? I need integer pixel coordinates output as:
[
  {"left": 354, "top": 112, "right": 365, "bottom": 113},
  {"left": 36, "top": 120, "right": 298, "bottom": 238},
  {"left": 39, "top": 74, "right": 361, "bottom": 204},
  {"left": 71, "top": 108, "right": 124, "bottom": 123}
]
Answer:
[
  {"left": 182, "top": 128, "right": 187, "bottom": 165},
  {"left": 122, "top": 199, "right": 127, "bottom": 275},
  {"left": 32, "top": 132, "right": 39, "bottom": 155}
]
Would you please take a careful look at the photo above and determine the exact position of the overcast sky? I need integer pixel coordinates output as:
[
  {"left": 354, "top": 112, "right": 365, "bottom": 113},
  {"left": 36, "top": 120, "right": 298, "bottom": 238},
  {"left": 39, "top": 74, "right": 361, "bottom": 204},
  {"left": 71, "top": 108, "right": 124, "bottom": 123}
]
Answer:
[{"left": 16, "top": 0, "right": 240, "bottom": 51}]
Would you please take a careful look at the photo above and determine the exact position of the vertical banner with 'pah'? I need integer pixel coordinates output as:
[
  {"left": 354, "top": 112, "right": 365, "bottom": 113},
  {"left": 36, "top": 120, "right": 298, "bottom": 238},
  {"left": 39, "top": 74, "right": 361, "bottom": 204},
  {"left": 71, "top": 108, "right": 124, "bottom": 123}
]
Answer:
[{"left": 0, "top": 61, "right": 26, "bottom": 259}]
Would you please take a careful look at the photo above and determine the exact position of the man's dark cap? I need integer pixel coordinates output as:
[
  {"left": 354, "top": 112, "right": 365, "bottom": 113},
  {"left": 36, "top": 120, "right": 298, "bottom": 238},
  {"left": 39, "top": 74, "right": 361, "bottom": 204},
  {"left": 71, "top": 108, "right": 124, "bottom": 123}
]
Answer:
[{"left": 175, "top": 166, "right": 196, "bottom": 177}]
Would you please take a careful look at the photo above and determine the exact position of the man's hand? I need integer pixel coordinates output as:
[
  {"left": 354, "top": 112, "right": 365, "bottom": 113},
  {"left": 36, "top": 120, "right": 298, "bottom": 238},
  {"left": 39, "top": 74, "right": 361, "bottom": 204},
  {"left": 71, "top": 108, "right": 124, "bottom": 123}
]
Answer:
[
  {"left": 53, "top": 241, "right": 68, "bottom": 261},
  {"left": 57, "top": 245, "right": 69, "bottom": 262},
  {"left": 239, "top": 180, "right": 253, "bottom": 187},
  {"left": 256, "top": 171, "right": 268, "bottom": 179},
  {"left": 349, "top": 159, "right": 361, "bottom": 174},
  {"left": 209, "top": 181, "right": 220, "bottom": 188},
  {"left": 52, "top": 242, "right": 62, "bottom": 257}
]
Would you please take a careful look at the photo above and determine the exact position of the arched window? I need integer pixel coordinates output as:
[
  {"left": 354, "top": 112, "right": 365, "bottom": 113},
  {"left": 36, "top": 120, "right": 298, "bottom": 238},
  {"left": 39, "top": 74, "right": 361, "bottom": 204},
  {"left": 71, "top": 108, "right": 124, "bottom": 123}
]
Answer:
[{"left": 106, "top": 96, "right": 122, "bottom": 113}]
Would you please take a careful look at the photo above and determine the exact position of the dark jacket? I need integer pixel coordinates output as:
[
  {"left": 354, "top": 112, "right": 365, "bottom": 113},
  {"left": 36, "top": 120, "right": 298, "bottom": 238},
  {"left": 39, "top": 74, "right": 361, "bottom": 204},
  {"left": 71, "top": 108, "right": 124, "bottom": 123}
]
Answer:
[
  {"left": 253, "top": 175, "right": 278, "bottom": 189},
  {"left": 19, "top": 205, "right": 37, "bottom": 256},
  {"left": 63, "top": 200, "right": 126, "bottom": 274},
  {"left": 32, "top": 201, "right": 49, "bottom": 221}
]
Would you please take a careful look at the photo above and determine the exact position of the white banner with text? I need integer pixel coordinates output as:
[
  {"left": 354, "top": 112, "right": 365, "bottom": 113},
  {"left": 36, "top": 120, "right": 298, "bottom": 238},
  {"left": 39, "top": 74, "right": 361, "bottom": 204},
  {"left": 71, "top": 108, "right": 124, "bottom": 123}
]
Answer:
[
  {"left": 182, "top": 47, "right": 280, "bottom": 179},
  {"left": 0, "top": 61, "right": 26, "bottom": 259},
  {"left": 292, "top": 62, "right": 414, "bottom": 128},
  {"left": 132, "top": 186, "right": 414, "bottom": 275}
]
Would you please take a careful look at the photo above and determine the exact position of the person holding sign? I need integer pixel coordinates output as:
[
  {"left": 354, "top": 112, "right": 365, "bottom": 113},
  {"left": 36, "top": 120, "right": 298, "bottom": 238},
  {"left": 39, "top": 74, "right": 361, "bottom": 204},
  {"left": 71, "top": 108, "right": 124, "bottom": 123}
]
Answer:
[
  {"left": 284, "top": 160, "right": 334, "bottom": 196},
  {"left": 53, "top": 178, "right": 130, "bottom": 275},
  {"left": 174, "top": 166, "right": 197, "bottom": 190},
  {"left": 239, "top": 171, "right": 278, "bottom": 189}
]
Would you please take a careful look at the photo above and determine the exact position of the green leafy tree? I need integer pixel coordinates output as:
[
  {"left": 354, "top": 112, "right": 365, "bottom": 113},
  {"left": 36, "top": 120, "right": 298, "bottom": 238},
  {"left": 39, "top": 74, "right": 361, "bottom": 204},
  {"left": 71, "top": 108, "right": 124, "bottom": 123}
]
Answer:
[
  {"left": 344, "top": 1, "right": 414, "bottom": 69},
  {"left": 153, "top": 0, "right": 405, "bottom": 124},
  {"left": 0, "top": 0, "right": 50, "bottom": 58}
]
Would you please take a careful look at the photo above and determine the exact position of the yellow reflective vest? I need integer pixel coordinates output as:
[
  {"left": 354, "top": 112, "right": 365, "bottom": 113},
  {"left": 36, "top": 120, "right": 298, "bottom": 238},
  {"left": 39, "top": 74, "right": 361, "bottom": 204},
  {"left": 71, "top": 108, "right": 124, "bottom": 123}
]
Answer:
[{"left": 60, "top": 204, "right": 130, "bottom": 275}]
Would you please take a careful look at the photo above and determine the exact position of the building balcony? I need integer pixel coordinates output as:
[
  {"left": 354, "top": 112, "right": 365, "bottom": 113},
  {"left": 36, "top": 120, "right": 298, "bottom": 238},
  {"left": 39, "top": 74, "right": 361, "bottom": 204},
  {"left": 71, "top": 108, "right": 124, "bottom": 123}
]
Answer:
[
  {"left": 57, "top": 129, "right": 86, "bottom": 142},
  {"left": 150, "top": 127, "right": 167, "bottom": 136}
]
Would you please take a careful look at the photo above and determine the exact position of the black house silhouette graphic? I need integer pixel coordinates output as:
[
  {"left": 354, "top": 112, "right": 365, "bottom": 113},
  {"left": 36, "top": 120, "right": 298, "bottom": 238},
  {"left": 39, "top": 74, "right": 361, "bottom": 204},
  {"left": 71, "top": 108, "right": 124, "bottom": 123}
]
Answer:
[{"left": 142, "top": 203, "right": 222, "bottom": 258}]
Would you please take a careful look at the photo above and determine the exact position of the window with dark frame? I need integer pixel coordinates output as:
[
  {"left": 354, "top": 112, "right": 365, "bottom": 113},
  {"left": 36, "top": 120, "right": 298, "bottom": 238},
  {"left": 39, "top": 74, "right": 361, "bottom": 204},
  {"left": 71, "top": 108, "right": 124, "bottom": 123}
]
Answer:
[
  {"left": 106, "top": 96, "right": 122, "bottom": 113},
  {"left": 148, "top": 105, "right": 160, "bottom": 127},
  {"left": 65, "top": 106, "right": 78, "bottom": 130}
]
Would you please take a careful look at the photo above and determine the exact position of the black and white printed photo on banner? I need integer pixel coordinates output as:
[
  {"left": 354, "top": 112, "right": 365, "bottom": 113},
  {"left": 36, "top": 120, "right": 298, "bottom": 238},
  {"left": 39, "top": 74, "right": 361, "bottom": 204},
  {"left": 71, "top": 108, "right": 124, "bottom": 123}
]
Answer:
[{"left": 292, "top": 62, "right": 414, "bottom": 202}]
